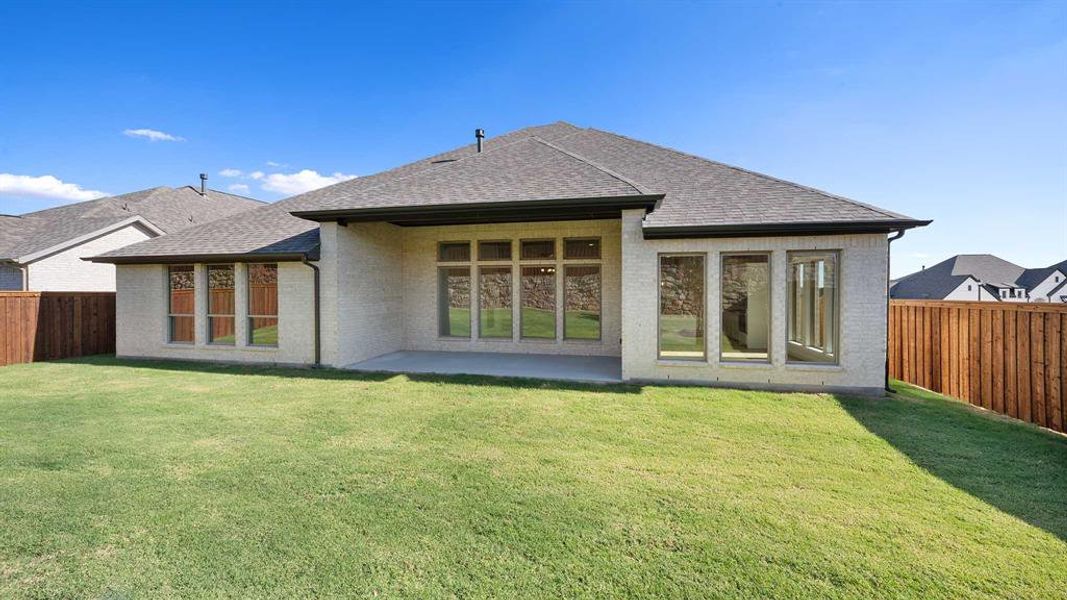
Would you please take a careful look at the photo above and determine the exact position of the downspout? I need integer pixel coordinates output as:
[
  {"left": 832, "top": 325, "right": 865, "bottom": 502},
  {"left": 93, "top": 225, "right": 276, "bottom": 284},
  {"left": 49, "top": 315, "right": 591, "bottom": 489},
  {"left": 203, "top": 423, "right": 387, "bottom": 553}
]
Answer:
[
  {"left": 301, "top": 255, "right": 321, "bottom": 367},
  {"left": 885, "top": 229, "right": 906, "bottom": 393}
]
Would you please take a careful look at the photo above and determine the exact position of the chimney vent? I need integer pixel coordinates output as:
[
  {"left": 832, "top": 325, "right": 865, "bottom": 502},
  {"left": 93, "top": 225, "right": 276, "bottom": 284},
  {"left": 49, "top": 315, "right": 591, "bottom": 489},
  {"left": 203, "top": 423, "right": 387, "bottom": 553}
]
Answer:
[
  {"left": 475, "top": 128, "right": 485, "bottom": 153},
  {"left": 199, "top": 173, "right": 208, "bottom": 196}
]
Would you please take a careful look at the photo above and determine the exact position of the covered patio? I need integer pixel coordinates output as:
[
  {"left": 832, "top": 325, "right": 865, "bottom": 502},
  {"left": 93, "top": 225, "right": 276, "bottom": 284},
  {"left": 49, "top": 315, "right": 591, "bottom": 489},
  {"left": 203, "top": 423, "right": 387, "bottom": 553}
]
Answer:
[{"left": 345, "top": 351, "right": 622, "bottom": 384}]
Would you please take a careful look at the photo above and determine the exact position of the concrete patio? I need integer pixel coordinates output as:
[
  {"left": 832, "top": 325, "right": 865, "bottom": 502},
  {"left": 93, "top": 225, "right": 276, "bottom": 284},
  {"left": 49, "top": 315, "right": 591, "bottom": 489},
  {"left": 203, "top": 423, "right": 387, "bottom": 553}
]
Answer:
[{"left": 345, "top": 351, "right": 623, "bottom": 384}]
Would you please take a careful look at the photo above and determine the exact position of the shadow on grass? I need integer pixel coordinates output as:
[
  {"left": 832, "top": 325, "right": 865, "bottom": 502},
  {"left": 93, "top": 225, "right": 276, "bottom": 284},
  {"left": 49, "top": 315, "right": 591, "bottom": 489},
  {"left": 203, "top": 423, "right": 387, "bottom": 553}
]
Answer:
[
  {"left": 837, "top": 383, "right": 1067, "bottom": 541},
  {"left": 56, "top": 354, "right": 643, "bottom": 394}
]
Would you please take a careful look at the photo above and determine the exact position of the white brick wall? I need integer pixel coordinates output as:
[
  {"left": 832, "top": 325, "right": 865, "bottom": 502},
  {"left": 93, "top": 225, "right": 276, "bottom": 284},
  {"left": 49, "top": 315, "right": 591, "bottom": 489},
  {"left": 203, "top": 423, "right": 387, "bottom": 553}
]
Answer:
[
  {"left": 620, "top": 209, "right": 889, "bottom": 392},
  {"left": 115, "top": 261, "right": 315, "bottom": 365},
  {"left": 27, "top": 223, "right": 154, "bottom": 291}
]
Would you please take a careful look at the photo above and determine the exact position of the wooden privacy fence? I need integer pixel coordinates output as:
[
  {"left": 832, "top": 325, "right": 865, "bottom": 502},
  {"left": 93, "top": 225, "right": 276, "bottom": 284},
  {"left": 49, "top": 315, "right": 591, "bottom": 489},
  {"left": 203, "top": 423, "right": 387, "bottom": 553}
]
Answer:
[
  {"left": 0, "top": 292, "right": 115, "bottom": 366},
  {"left": 889, "top": 300, "right": 1067, "bottom": 433}
]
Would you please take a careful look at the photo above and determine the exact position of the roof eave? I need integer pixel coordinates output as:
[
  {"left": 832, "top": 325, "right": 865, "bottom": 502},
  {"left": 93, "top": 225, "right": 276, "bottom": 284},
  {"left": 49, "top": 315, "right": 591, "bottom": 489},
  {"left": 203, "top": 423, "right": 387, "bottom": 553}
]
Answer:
[
  {"left": 642, "top": 219, "right": 932, "bottom": 240},
  {"left": 84, "top": 250, "right": 319, "bottom": 265},
  {"left": 289, "top": 194, "right": 663, "bottom": 227}
]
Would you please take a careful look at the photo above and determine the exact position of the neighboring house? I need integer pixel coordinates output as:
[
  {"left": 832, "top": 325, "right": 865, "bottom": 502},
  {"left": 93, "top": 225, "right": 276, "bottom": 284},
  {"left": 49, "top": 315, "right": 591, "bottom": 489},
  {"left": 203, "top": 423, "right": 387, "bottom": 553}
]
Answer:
[
  {"left": 0, "top": 185, "right": 263, "bottom": 291},
  {"left": 890, "top": 255, "right": 1067, "bottom": 303},
  {"left": 90, "top": 122, "right": 929, "bottom": 393}
]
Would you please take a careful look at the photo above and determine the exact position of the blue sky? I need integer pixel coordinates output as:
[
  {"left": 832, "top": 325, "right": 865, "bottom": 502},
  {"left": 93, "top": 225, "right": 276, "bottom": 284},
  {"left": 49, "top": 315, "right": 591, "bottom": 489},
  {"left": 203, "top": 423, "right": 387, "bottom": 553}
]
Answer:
[{"left": 0, "top": 1, "right": 1063, "bottom": 277}]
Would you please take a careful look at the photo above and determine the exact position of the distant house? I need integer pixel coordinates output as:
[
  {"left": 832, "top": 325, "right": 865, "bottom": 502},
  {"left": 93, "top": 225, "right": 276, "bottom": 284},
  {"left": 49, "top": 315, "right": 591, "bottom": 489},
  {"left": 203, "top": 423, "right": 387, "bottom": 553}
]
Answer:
[
  {"left": 890, "top": 254, "right": 1067, "bottom": 303},
  {"left": 0, "top": 185, "right": 263, "bottom": 291}
]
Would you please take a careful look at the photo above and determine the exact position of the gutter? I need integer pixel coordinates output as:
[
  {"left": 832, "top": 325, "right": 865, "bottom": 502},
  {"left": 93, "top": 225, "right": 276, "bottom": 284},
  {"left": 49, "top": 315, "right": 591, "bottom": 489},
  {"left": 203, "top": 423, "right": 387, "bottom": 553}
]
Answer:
[
  {"left": 301, "top": 255, "right": 322, "bottom": 368},
  {"left": 885, "top": 229, "right": 907, "bottom": 394},
  {"left": 643, "top": 219, "right": 933, "bottom": 239}
]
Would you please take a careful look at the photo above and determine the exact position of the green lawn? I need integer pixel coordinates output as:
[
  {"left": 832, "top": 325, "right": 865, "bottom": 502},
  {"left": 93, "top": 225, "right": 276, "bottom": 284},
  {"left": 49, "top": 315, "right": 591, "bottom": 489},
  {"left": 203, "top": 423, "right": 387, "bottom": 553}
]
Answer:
[{"left": 1, "top": 358, "right": 1065, "bottom": 598}]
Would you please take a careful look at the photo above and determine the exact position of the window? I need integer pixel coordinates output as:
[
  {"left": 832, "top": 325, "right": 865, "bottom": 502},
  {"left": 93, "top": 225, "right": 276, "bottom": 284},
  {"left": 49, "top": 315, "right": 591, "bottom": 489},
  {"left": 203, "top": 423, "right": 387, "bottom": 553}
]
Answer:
[
  {"left": 248, "top": 264, "right": 279, "bottom": 346},
  {"left": 438, "top": 267, "right": 471, "bottom": 337},
  {"left": 659, "top": 255, "right": 705, "bottom": 359},
  {"left": 968, "top": 284, "right": 973, "bottom": 291},
  {"left": 520, "top": 239, "right": 555, "bottom": 260},
  {"left": 207, "top": 264, "right": 236, "bottom": 345},
  {"left": 787, "top": 251, "right": 839, "bottom": 363},
  {"left": 478, "top": 240, "right": 511, "bottom": 261},
  {"left": 521, "top": 266, "right": 556, "bottom": 338},
  {"left": 479, "top": 266, "right": 513, "bottom": 337},
  {"left": 564, "top": 238, "right": 600, "bottom": 260},
  {"left": 168, "top": 265, "right": 195, "bottom": 343},
  {"left": 721, "top": 254, "right": 770, "bottom": 362},
  {"left": 564, "top": 266, "right": 600, "bottom": 340},
  {"left": 438, "top": 241, "right": 470, "bottom": 262}
]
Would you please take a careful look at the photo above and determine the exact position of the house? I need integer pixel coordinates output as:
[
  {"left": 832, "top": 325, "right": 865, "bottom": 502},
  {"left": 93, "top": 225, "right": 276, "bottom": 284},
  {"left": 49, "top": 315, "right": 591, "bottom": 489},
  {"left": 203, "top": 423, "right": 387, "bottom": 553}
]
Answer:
[
  {"left": 890, "top": 255, "right": 1067, "bottom": 303},
  {"left": 89, "top": 122, "right": 929, "bottom": 392},
  {"left": 0, "top": 183, "right": 263, "bottom": 291}
]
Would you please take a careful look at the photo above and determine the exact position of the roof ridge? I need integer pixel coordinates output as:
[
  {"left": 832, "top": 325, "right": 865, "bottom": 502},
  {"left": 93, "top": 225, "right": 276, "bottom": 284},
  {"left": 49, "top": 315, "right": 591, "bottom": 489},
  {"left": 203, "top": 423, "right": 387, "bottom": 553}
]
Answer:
[
  {"left": 531, "top": 136, "right": 652, "bottom": 195},
  {"left": 586, "top": 127, "right": 907, "bottom": 220}
]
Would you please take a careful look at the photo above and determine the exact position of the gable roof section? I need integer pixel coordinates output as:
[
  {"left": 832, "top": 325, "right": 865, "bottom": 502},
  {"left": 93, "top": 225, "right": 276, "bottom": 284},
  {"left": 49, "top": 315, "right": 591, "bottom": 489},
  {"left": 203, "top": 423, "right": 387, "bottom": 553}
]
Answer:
[
  {"left": 91, "top": 121, "right": 929, "bottom": 264},
  {"left": 1016, "top": 259, "right": 1067, "bottom": 291},
  {"left": 890, "top": 257, "right": 974, "bottom": 300},
  {"left": 1, "top": 186, "right": 263, "bottom": 263}
]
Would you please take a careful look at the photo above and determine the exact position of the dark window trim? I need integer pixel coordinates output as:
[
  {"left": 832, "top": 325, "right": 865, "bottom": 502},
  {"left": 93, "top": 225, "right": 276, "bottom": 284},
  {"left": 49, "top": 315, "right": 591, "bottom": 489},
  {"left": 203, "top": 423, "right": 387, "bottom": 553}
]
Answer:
[
  {"left": 206, "top": 264, "right": 236, "bottom": 346},
  {"left": 719, "top": 251, "right": 772, "bottom": 364},
  {"left": 563, "top": 237, "right": 602, "bottom": 260},
  {"left": 563, "top": 263, "right": 602, "bottom": 342},
  {"left": 520, "top": 264, "right": 558, "bottom": 340},
  {"left": 437, "top": 265, "right": 472, "bottom": 339},
  {"left": 167, "top": 264, "right": 195, "bottom": 345},
  {"left": 477, "top": 264, "right": 514, "bottom": 339},
  {"left": 657, "top": 253, "right": 707, "bottom": 361},
  {"left": 519, "top": 238, "right": 556, "bottom": 261},
  {"left": 247, "top": 262, "right": 280, "bottom": 347},
  {"left": 477, "top": 239, "right": 513, "bottom": 262},
  {"left": 437, "top": 240, "right": 471, "bottom": 263}
]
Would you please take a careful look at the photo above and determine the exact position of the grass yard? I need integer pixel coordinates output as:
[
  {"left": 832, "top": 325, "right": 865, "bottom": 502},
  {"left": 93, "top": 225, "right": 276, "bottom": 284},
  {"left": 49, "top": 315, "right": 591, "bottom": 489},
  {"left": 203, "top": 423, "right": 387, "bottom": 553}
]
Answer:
[{"left": 1, "top": 358, "right": 1065, "bottom": 598}]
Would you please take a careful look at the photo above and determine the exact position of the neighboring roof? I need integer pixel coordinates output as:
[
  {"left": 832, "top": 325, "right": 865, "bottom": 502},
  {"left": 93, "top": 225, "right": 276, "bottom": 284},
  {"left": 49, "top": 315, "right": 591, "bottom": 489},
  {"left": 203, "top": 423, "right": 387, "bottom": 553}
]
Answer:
[
  {"left": 890, "top": 254, "right": 1067, "bottom": 300},
  {"left": 1016, "top": 258, "right": 1067, "bottom": 291},
  {"left": 1, "top": 186, "right": 263, "bottom": 263},
  {"left": 1047, "top": 278, "right": 1067, "bottom": 300},
  {"left": 890, "top": 257, "right": 975, "bottom": 300},
  {"left": 92, "top": 121, "right": 929, "bottom": 263}
]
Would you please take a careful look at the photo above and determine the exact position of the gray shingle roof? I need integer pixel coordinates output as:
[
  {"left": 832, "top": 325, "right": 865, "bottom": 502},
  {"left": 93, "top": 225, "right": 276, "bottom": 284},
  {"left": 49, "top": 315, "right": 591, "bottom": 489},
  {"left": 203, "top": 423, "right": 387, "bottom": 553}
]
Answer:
[
  {"left": 93, "top": 121, "right": 927, "bottom": 263},
  {"left": 889, "top": 254, "right": 1067, "bottom": 300},
  {"left": 1, "top": 186, "right": 263, "bottom": 262}
]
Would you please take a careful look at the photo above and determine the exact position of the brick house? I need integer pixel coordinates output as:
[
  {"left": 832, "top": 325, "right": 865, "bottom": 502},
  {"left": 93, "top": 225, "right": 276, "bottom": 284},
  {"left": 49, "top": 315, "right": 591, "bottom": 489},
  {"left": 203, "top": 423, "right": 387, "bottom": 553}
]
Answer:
[{"left": 89, "top": 122, "right": 929, "bottom": 392}]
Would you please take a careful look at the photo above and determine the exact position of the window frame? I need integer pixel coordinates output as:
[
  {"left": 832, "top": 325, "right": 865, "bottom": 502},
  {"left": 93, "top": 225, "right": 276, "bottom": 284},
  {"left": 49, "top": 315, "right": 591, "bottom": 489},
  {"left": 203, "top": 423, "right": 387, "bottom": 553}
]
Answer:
[
  {"left": 719, "top": 251, "right": 772, "bottom": 364},
  {"left": 247, "top": 263, "right": 279, "bottom": 347},
  {"left": 520, "top": 264, "right": 557, "bottom": 340},
  {"left": 563, "top": 237, "right": 601, "bottom": 260},
  {"left": 206, "top": 263, "right": 236, "bottom": 346},
  {"left": 785, "top": 250, "right": 842, "bottom": 365},
  {"left": 563, "top": 263, "right": 602, "bottom": 342},
  {"left": 477, "top": 264, "right": 514, "bottom": 339},
  {"left": 477, "top": 239, "right": 512, "bottom": 262},
  {"left": 656, "top": 253, "right": 707, "bottom": 361},
  {"left": 437, "top": 265, "right": 473, "bottom": 339},
  {"left": 519, "top": 238, "right": 556, "bottom": 261},
  {"left": 437, "top": 240, "right": 471, "bottom": 263},
  {"left": 167, "top": 264, "right": 195, "bottom": 344}
]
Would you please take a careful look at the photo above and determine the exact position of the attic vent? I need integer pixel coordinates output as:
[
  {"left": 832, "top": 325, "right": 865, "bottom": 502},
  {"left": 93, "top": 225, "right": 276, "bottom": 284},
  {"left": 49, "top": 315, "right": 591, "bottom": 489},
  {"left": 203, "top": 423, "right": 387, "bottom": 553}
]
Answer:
[{"left": 431, "top": 159, "right": 458, "bottom": 164}]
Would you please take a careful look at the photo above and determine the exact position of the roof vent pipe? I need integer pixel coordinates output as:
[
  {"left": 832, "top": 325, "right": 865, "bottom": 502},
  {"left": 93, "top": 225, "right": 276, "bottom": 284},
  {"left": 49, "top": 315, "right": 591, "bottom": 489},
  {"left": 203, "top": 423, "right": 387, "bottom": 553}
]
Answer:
[
  {"left": 475, "top": 128, "right": 485, "bottom": 153},
  {"left": 199, "top": 173, "right": 208, "bottom": 196}
]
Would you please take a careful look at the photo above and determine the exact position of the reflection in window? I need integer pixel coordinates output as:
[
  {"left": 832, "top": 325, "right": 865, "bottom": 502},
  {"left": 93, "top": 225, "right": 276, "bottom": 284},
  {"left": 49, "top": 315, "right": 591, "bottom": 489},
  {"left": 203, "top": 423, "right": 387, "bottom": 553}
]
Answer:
[
  {"left": 659, "top": 255, "right": 705, "bottom": 359},
  {"left": 521, "top": 266, "right": 556, "bottom": 339},
  {"left": 438, "top": 267, "right": 471, "bottom": 337},
  {"left": 438, "top": 241, "right": 470, "bottom": 262},
  {"left": 721, "top": 254, "right": 770, "bottom": 362},
  {"left": 520, "top": 239, "right": 555, "bottom": 260},
  {"left": 478, "top": 240, "right": 512, "bottom": 261},
  {"left": 208, "top": 264, "right": 236, "bottom": 345},
  {"left": 564, "top": 265, "right": 600, "bottom": 340},
  {"left": 787, "top": 251, "right": 839, "bottom": 363},
  {"left": 248, "top": 264, "right": 279, "bottom": 346},
  {"left": 479, "top": 267, "right": 513, "bottom": 338},
  {"left": 564, "top": 238, "right": 600, "bottom": 260},
  {"left": 168, "top": 265, "right": 195, "bottom": 343}
]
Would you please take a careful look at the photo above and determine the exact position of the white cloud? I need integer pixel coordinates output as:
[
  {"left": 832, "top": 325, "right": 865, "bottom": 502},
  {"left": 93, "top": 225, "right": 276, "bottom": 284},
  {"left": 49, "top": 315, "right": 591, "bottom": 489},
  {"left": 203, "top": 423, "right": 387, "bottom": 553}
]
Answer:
[
  {"left": 219, "top": 168, "right": 243, "bottom": 177},
  {"left": 0, "top": 173, "right": 108, "bottom": 201},
  {"left": 260, "top": 169, "right": 356, "bottom": 195},
  {"left": 227, "top": 183, "right": 250, "bottom": 194},
  {"left": 123, "top": 128, "right": 184, "bottom": 142},
  {"left": 265, "top": 161, "right": 287, "bottom": 168},
  {"left": 248, "top": 171, "right": 265, "bottom": 180}
]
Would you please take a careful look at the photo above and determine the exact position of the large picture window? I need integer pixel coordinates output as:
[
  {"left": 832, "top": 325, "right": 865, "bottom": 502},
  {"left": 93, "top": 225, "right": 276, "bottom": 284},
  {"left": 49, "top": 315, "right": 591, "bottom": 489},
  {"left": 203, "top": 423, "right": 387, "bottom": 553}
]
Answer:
[
  {"left": 438, "top": 267, "right": 471, "bottom": 337},
  {"left": 168, "top": 265, "right": 195, "bottom": 343},
  {"left": 479, "top": 266, "right": 513, "bottom": 338},
  {"left": 521, "top": 266, "right": 556, "bottom": 339},
  {"left": 721, "top": 254, "right": 770, "bottom": 362},
  {"left": 207, "top": 264, "right": 236, "bottom": 345},
  {"left": 659, "top": 255, "right": 705, "bottom": 360},
  {"left": 563, "top": 265, "right": 600, "bottom": 340},
  {"left": 248, "top": 264, "right": 279, "bottom": 346},
  {"left": 787, "top": 251, "right": 839, "bottom": 363}
]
